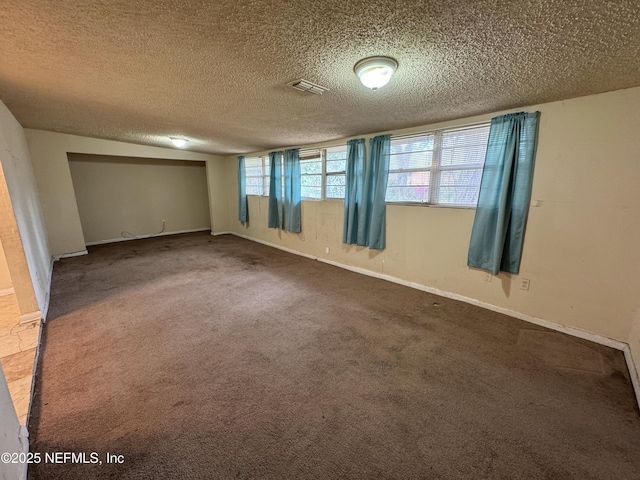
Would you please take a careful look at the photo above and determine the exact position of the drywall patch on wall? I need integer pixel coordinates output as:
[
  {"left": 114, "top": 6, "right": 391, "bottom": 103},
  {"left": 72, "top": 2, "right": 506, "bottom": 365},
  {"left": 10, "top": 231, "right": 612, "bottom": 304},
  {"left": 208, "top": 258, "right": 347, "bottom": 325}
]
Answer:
[{"left": 68, "top": 154, "right": 211, "bottom": 245}]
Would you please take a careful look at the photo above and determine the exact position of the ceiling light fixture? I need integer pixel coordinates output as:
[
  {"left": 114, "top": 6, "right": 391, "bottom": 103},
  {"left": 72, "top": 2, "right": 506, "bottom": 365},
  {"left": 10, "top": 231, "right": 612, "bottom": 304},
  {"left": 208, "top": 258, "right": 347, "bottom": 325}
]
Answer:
[
  {"left": 170, "top": 137, "right": 188, "bottom": 148},
  {"left": 354, "top": 56, "right": 398, "bottom": 90}
]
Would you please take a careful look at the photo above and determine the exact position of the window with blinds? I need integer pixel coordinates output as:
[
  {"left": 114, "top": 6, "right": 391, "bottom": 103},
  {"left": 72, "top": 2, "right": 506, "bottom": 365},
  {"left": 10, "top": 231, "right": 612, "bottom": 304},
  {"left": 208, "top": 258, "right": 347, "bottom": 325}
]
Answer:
[
  {"left": 244, "top": 156, "right": 270, "bottom": 196},
  {"left": 386, "top": 124, "right": 490, "bottom": 207},
  {"left": 245, "top": 157, "right": 264, "bottom": 196},
  {"left": 245, "top": 146, "right": 348, "bottom": 199},
  {"left": 300, "top": 149, "right": 323, "bottom": 199},
  {"left": 325, "top": 146, "right": 347, "bottom": 199},
  {"left": 299, "top": 145, "right": 348, "bottom": 200},
  {"left": 263, "top": 155, "right": 270, "bottom": 195}
]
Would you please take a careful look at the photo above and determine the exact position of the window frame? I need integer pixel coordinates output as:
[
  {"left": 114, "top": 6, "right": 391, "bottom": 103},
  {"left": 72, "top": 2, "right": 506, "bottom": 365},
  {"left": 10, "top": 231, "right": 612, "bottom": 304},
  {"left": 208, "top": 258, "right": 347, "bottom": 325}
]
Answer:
[
  {"left": 243, "top": 122, "right": 487, "bottom": 206},
  {"left": 299, "top": 149, "right": 324, "bottom": 201},
  {"left": 244, "top": 156, "right": 266, "bottom": 196},
  {"left": 324, "top": 145, "right": 348, "bottom": 201},
  {"left": 299, "top": 146, "right": 347, "bottom": 201},
  {"left": 243, "top": 155, "right": 271, "bottom": 197},
  {"left": 386, "top": 123, "right": 490, "bottom": 209}
]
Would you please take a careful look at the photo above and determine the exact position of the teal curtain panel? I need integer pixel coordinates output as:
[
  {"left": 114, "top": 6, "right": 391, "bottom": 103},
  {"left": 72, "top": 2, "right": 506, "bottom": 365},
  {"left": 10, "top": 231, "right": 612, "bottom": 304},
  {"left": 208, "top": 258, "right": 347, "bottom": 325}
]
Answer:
[
  {"left": 283, "top": 148, "right": 302, "bottom": 233},
  {"left": 267, "top": 151, "right": 283, "bottom": 229},
  {"left": 357, "top": 134, "right": 391, "bottom": 250},
  {"left": 468, "top": 111, "right": 540, "bottom": 274},
  {"left": 237, "top": 156, "right": 248, "bottom": 223},
  {"left": 343, "top": 138, "right": 365, "bottom": 244}
]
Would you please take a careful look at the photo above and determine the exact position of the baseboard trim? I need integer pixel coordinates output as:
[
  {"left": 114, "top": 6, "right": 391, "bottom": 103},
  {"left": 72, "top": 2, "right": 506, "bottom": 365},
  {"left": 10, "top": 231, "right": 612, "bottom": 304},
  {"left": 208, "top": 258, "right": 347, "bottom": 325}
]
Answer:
[
  {"left": 212, "top": 231, "right": 231, "bottom": 236},
  {"left": 622, "top": 345, "right": 640, "bottom": 412},
  {"left": 19, "top": 311, "right": 42, "bottom": 325},
  {"left": 19, "top": 424, "right": 29, "bottom": 480},
  {"left": 24, "top": 315, "right": 44, "bottom": 427},
  {"left": 46, "top": 251, "right": 88, "bottom": 322},
  {"left": 228, "top": 232, "right": 639, "bottom": 408},
  {"left": 52, "top": 250, "right": 88, "bottom": 262},
  {"left": 85, "top": 228, "right": 211, "bottom": 247},
  {"left": 42, "top": 256, "right": 56, "bottom": 322},
  {"left": 231, "top": 232, "right": 317, "bottom": 261},
  {"left": 320, "top": 257, "right": 627, "bottom": 349}
]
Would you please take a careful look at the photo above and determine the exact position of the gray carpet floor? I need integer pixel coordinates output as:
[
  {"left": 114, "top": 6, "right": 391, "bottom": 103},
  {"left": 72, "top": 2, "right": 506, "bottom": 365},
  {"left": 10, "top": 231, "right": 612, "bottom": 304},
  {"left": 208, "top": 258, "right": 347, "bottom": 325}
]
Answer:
[{"left": 27, "top": 232, "right": 640, "bottom": 479}]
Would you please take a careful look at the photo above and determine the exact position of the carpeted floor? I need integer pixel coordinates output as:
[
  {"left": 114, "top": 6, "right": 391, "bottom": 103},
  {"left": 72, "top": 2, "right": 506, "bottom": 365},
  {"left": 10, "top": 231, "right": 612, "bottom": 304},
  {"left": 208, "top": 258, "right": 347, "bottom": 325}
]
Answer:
[{"left": 28, "top": 232, "right": 640, "bottom": 479}]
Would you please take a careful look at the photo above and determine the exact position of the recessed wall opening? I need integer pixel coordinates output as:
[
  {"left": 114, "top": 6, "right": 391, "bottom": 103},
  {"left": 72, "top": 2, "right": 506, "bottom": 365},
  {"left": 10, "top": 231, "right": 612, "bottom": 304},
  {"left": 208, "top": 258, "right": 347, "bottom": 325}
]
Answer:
[{"left": 67, "top": 154, "right": 211, "bottom": 246}]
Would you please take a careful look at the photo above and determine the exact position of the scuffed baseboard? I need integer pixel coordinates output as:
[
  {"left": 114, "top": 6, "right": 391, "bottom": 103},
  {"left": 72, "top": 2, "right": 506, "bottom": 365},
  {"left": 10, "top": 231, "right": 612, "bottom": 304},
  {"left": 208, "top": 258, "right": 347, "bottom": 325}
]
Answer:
[{"left": 52, "top": 250, "right": 88, "bottom": 262}]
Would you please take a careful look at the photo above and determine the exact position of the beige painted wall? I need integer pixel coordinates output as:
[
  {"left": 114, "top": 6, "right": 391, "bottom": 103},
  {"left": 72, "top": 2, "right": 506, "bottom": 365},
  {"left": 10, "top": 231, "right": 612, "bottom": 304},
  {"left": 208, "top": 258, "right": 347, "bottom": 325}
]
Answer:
[
  {"left": 24, "top": 130, "right": 226, "bottom": 255},
  {"left": 226, "top": 86, "right": 640, "bottom": 350},
  {"left": 68, "top": 154, "right": 210, "bottom": 244},
  {"left": 0, "top": 101, "right": 48, "bottom": 316},
  {"left": 206, "top": 159, "right": 231, "bottom": 234}
]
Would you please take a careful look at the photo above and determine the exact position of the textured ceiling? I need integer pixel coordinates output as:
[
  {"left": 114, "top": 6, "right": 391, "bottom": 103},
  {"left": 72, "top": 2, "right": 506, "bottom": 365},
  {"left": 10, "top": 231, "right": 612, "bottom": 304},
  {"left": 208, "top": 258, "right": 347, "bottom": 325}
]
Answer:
[{"left": 1, "top": 0, "right": 639, "bottom": 155}]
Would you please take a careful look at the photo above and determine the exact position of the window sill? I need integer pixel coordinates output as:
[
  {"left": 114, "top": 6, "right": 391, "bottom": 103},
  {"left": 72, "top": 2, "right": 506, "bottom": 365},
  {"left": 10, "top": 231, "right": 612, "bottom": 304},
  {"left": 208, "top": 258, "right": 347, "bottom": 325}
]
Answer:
[{"left": 386, "top": 202, "right": 476, "bottom": 210}]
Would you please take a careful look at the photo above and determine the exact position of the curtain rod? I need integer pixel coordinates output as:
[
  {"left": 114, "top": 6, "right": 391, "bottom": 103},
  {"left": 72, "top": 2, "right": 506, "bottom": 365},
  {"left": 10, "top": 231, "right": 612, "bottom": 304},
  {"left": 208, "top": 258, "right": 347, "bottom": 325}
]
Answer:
[{"left": 250, "top": 117, "right": 503, "bottom": 157}]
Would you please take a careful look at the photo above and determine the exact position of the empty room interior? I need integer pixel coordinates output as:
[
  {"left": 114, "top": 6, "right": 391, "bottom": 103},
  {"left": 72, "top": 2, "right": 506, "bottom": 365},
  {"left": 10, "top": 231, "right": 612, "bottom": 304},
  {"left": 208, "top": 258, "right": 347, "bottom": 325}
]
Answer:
[{"left": 1, "top": 1, "right": 640, "bottom": 479}]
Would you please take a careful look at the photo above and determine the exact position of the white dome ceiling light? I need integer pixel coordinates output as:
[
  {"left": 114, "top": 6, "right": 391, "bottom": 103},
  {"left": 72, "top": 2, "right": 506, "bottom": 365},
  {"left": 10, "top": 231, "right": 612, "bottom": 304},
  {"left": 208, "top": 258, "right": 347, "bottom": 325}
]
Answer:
[
  {"left": 354, "top": 56, "right": 398, "bottom": 90},
  {"left": 170, "top": 137, "right": 188, "bottom": 148}
]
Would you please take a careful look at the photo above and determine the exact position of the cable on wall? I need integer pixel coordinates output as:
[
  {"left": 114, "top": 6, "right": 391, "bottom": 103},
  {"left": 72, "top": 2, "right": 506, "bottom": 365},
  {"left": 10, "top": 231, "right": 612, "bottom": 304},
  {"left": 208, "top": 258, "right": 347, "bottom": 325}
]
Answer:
[{"left": 121, "top": 220, "right": 166, "bottom": 240}]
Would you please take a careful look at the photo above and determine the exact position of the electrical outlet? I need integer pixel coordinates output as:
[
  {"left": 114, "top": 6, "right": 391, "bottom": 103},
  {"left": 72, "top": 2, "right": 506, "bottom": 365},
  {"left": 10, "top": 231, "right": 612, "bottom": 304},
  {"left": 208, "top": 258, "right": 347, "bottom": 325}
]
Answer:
[
  {"left": 299, "top": 233, "right": 305, "bottom": 241},
  {"left": 520, "top": 278, "right": 531, "bottom": 291},
  {"left": 483, "top": 273, "right": 492, "bottom": 282},
  {"left": 325, "top": 247, "right": 330, "bottom": 254}
]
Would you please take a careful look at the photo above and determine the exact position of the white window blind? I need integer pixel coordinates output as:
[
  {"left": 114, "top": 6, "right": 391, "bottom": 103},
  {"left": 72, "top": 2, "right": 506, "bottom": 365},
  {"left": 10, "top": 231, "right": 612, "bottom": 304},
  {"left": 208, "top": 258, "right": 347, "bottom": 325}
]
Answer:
[
  {"left": 245, "top": 157, "right": 264, "bottom": 196},
  {"left": 299, "top": 146, "right": 347, "bottom": 200},
  {"left": 437, "top": 126, "right": 489, "bottom": 206},
  {"left": 386, "top": 124, "right": 490, "bottom": 207},
  {"left": 325, "top": 146, "right": 347, "bottom": 199},
  {"left": 263, "top": 155, "right": 270, "bottom": 196},
  {"left": 300, "top": 149, "right": 323, "bottom": 199},
  {"left": 386, "top": 134, "right": 434, "bottom": 203}
]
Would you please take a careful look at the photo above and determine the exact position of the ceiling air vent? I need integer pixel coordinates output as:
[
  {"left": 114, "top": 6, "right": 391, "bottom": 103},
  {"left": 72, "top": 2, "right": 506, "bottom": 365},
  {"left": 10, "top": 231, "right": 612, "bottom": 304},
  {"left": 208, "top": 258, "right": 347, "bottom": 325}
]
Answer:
[{"left": 287, "top": 79, "right": 329, "bottom": 95}]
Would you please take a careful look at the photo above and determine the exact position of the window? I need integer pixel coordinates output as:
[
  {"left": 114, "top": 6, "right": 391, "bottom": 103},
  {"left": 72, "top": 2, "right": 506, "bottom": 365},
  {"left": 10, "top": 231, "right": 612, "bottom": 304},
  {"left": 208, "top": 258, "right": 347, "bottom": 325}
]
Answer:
[
  {"left": 386, "top": 134, "right": 434, "bottom": 203},
  {"left": 325, "top": 146, "right": 347, "bottom": 199},
  {"left": 299, "top": 146, "right": 348, "bottom": 200},
  {"left": 385, "top": 124, "right": 490, "bottom": 207},
  {"left": 300, "top": 149, "right": 322, "bottom": 199},
  {"left": 245, "top": 157, "right": 264, "bottom": 196},
  {"left": 263, "top": 155, "right": 270, "bottom": 196},
  {"left": 244, "top": 156, "right": 271, "bottom": 196}
]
